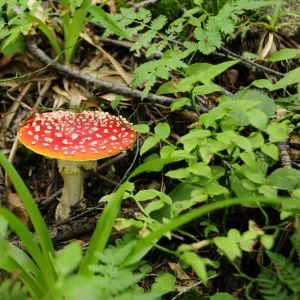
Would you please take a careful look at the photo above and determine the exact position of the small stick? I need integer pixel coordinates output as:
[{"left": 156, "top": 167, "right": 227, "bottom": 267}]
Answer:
[
  {"left": 278, "top": 141, "right": 292, "bottom": 168},
  {"left": 25, "top": 37, "right": 208, "bottom": 113},
  {"left": 133, "top": 0, "right": 159, "bottom": 10}
]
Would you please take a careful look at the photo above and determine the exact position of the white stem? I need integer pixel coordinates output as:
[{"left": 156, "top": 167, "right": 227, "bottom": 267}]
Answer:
[
  {"left": 55, "top": 160, "right": 97, "bottom": 221},
  {"left": 55, "top": 171, "right": 84, "bottom": 221}
]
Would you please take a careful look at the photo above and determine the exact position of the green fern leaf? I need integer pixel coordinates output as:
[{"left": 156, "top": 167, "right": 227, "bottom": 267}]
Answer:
[
  {"left": 267, "top": 251, "right": 300, "bottom": 293},
  {"left": 257, "top": 269, "right": 288, "bottom": 300}
]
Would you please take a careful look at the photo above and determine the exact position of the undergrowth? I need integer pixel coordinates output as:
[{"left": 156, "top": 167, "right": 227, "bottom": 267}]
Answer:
[{"left": 1, "top": 0, "right": 300, "bottom": 299}]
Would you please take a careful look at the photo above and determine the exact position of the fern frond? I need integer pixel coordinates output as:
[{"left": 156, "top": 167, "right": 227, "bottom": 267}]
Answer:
[
  {"left": 257, "top": 269, "right": 288, "bottom": 300},
  {"left": 266, "top": 251, "right": 300, "bottom": 293}
]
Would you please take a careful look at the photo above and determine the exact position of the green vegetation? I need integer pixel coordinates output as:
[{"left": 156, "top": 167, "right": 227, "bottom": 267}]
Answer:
[{"left": 1, "top": 0, "right": 300, "bottom": 299}]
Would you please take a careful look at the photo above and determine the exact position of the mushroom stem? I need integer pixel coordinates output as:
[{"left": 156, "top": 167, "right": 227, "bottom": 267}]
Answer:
[{"left": 55, "top": 160, "right": 97, "bottom": 221}]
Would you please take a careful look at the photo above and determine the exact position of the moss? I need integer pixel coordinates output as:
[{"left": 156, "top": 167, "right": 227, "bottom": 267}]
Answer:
[{"left": 116, "top": 0, "right": 195, "bottom": 22}]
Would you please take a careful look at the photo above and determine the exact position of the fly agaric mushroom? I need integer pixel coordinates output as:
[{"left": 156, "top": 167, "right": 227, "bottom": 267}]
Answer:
[{"left": 17, "top": 110, "right": 136, "bottom": 220}]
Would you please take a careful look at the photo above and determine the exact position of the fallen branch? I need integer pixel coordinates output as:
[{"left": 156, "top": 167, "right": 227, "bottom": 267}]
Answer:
[
  {"left": 220, "top": 46, "right": 285, "bottom": 78},
  {"left": 25, "top": 37, "right": 208, "bottom": 113},
  {"left": 132, "top": 0, "right": 159, "bottom": 10}
]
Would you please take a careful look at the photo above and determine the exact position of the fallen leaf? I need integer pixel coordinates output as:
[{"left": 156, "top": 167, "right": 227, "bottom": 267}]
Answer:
[
  {"left": 7, "top": 192, "right": 31, "bottom": 227},
  {"left": 81, "top": 32, "right": 132, "bottom": 86}
]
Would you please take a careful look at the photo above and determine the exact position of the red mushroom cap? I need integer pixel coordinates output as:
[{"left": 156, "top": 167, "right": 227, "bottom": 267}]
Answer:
[{"left": 17, "top": 111, "right": 137, "bottom": 161}]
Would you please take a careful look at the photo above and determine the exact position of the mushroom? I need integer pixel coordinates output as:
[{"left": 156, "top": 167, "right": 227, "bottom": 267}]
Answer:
[{"left": 18, "top": 110, "right": 136, "bottom": 220}]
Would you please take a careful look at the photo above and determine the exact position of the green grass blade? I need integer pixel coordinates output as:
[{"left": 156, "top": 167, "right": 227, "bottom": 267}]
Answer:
[
  {"left": 0, "top": 151, "right": 56, "bottom": 283},
  {"left": 78, "top": 183, "right": 127, "bottom": 275},
  {"left": 64, "top": 8, "right": 87, "bottom": 63},
  {"left": 0, "top": 208, "right": 54, "bottom": 286},
  {"left": 88, "top": 6, "right": 131, "bottom": 40},
  {"left": 0, "top": 242, "right": 44, "bottom": 298},
  {"left": 26, "top": 14, "right": 61, "bottom": 55},
  {"left": 121, "top": 197, "right": 288, "bottom": 266}
]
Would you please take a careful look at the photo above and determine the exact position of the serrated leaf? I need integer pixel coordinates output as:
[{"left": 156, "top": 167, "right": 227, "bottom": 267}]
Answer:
[{"left": 151, "top": 15, "right": 167, "bottom": 30}]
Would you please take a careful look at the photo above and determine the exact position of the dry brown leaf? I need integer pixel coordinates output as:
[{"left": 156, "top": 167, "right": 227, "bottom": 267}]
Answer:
[
  {"left": 100, "top": 92, "right": 130, "bottom": 102},
  {"left": 80, "top": 32, "right": 132, "bottom": 86},
  {"left": 99, "top": 0, "right": 116, "bottom": 13},
  {"left": 7, "top": 192, "right": 31, "bottom": 227},
  {"left": 168, "top": 262, "right": 199, "bottom": 292}
]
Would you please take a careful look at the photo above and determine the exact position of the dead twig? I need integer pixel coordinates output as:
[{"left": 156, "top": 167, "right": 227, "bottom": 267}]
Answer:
[
  {"left": 278, "top": 141, "right": 292, "bottom": 168},
  {"left": 220, "top": 46, "right": 285, "bottom": 78},
  {"left": 132, "top": 0, "right": 159, "bottom": 10},
  {"left": 25, "top": 37, "right": 208, "bottom": 113}
]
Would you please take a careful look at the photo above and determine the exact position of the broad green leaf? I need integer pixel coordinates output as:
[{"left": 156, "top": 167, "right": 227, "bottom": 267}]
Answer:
[
  {"left": 240, "top": 152, "right": 256, "bottom": 168},
  {"left": 55, "top": 242, "right": 82, "bottom": 276},
  {"left": 268, "top": 168, "right": 300, "bottom": 191},
  {"left": 266, "top": 123, "right": 289, "bottom": 142},
  {"left": 180, "top": 252, "right": 212, "bottom": 285},
  {"left": 186, "top": 63, "right": 212, "bottom": 76},
  {"left": 170, "top": 97, "right": 191, "bottom": 111},
  {"left": 140, "top": 136, "right": 160, "bottom": 155},
  {"left": 155, "top": 122, "right": 170, "bottom": 139},
  {"left": 266, "top": 48, "right": 299, "bottom": 62},
  {"left": 247, "top": 109, "right": 268, "bottom": 130},
  {"left": 228, "top": 229, "right": 241, "bottom": 243},
  {"left": 235, "top": 136, "right": 252, "bottom": 152},
  {"left": 198, "top": 60, "right": 240, "bottom": 84},
  {"left": 243, "top": 52, "right": 259, "bottom": 59},
  {"left": 145, "top": 200, "right": 165, "bottom": 215},
  {"left": 233, "top": 90, "right": 275, "bottom": 118},
  {"left": 156, "top": 81, "right": 177, "bottom": 95},
  {"left": 258, "top": 185, "right": 277, "bottom": 197},
  {"left": 160, "top": 145, "right": 176, "bottom": 158},
  {"left": 131, "top": 124, "right": 149, "bottom": 133},
  {"left": 151, "top": 273, "right": 176, "bottom": 295},
  {"left": 180, "top": 129, "right": 211, "bottom": 142},
  {"left": 272, "top": 67, "right": 300, "bottom": 90},
  {"left": 248, "top": 132, "right": 265, "bottom": 149},
  {"left": 261, "top": 235, "right": 274, "bottom": 250},
  {"left": 193, "top": 84, "right": 221, "bottom": 96},
  {"left": 210, "top": 292, "right": 237, "bottom": 300},
  {"left": 166, "top": 168, "right": 190, "bottom": 179},
  {"left": 242, "top": 165, "right": 266, "bottom": 184},
  {"left": 229, "top": 175, "right": 253, "bottom": 198},
  {"left": 129, "top": 156, "right": 187, "bottom": 179},
  {"left": 187, "top": 162, "right": 212, "bottom": 178},
  {"left": 205, "top": 183, "right": 229, "bottom": 195},
  {"left": 214, "top": 237, "right": 242, "bottom": 261},
  {"left": 261, "top": 144, "right": 279, "bottom": 161}
]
